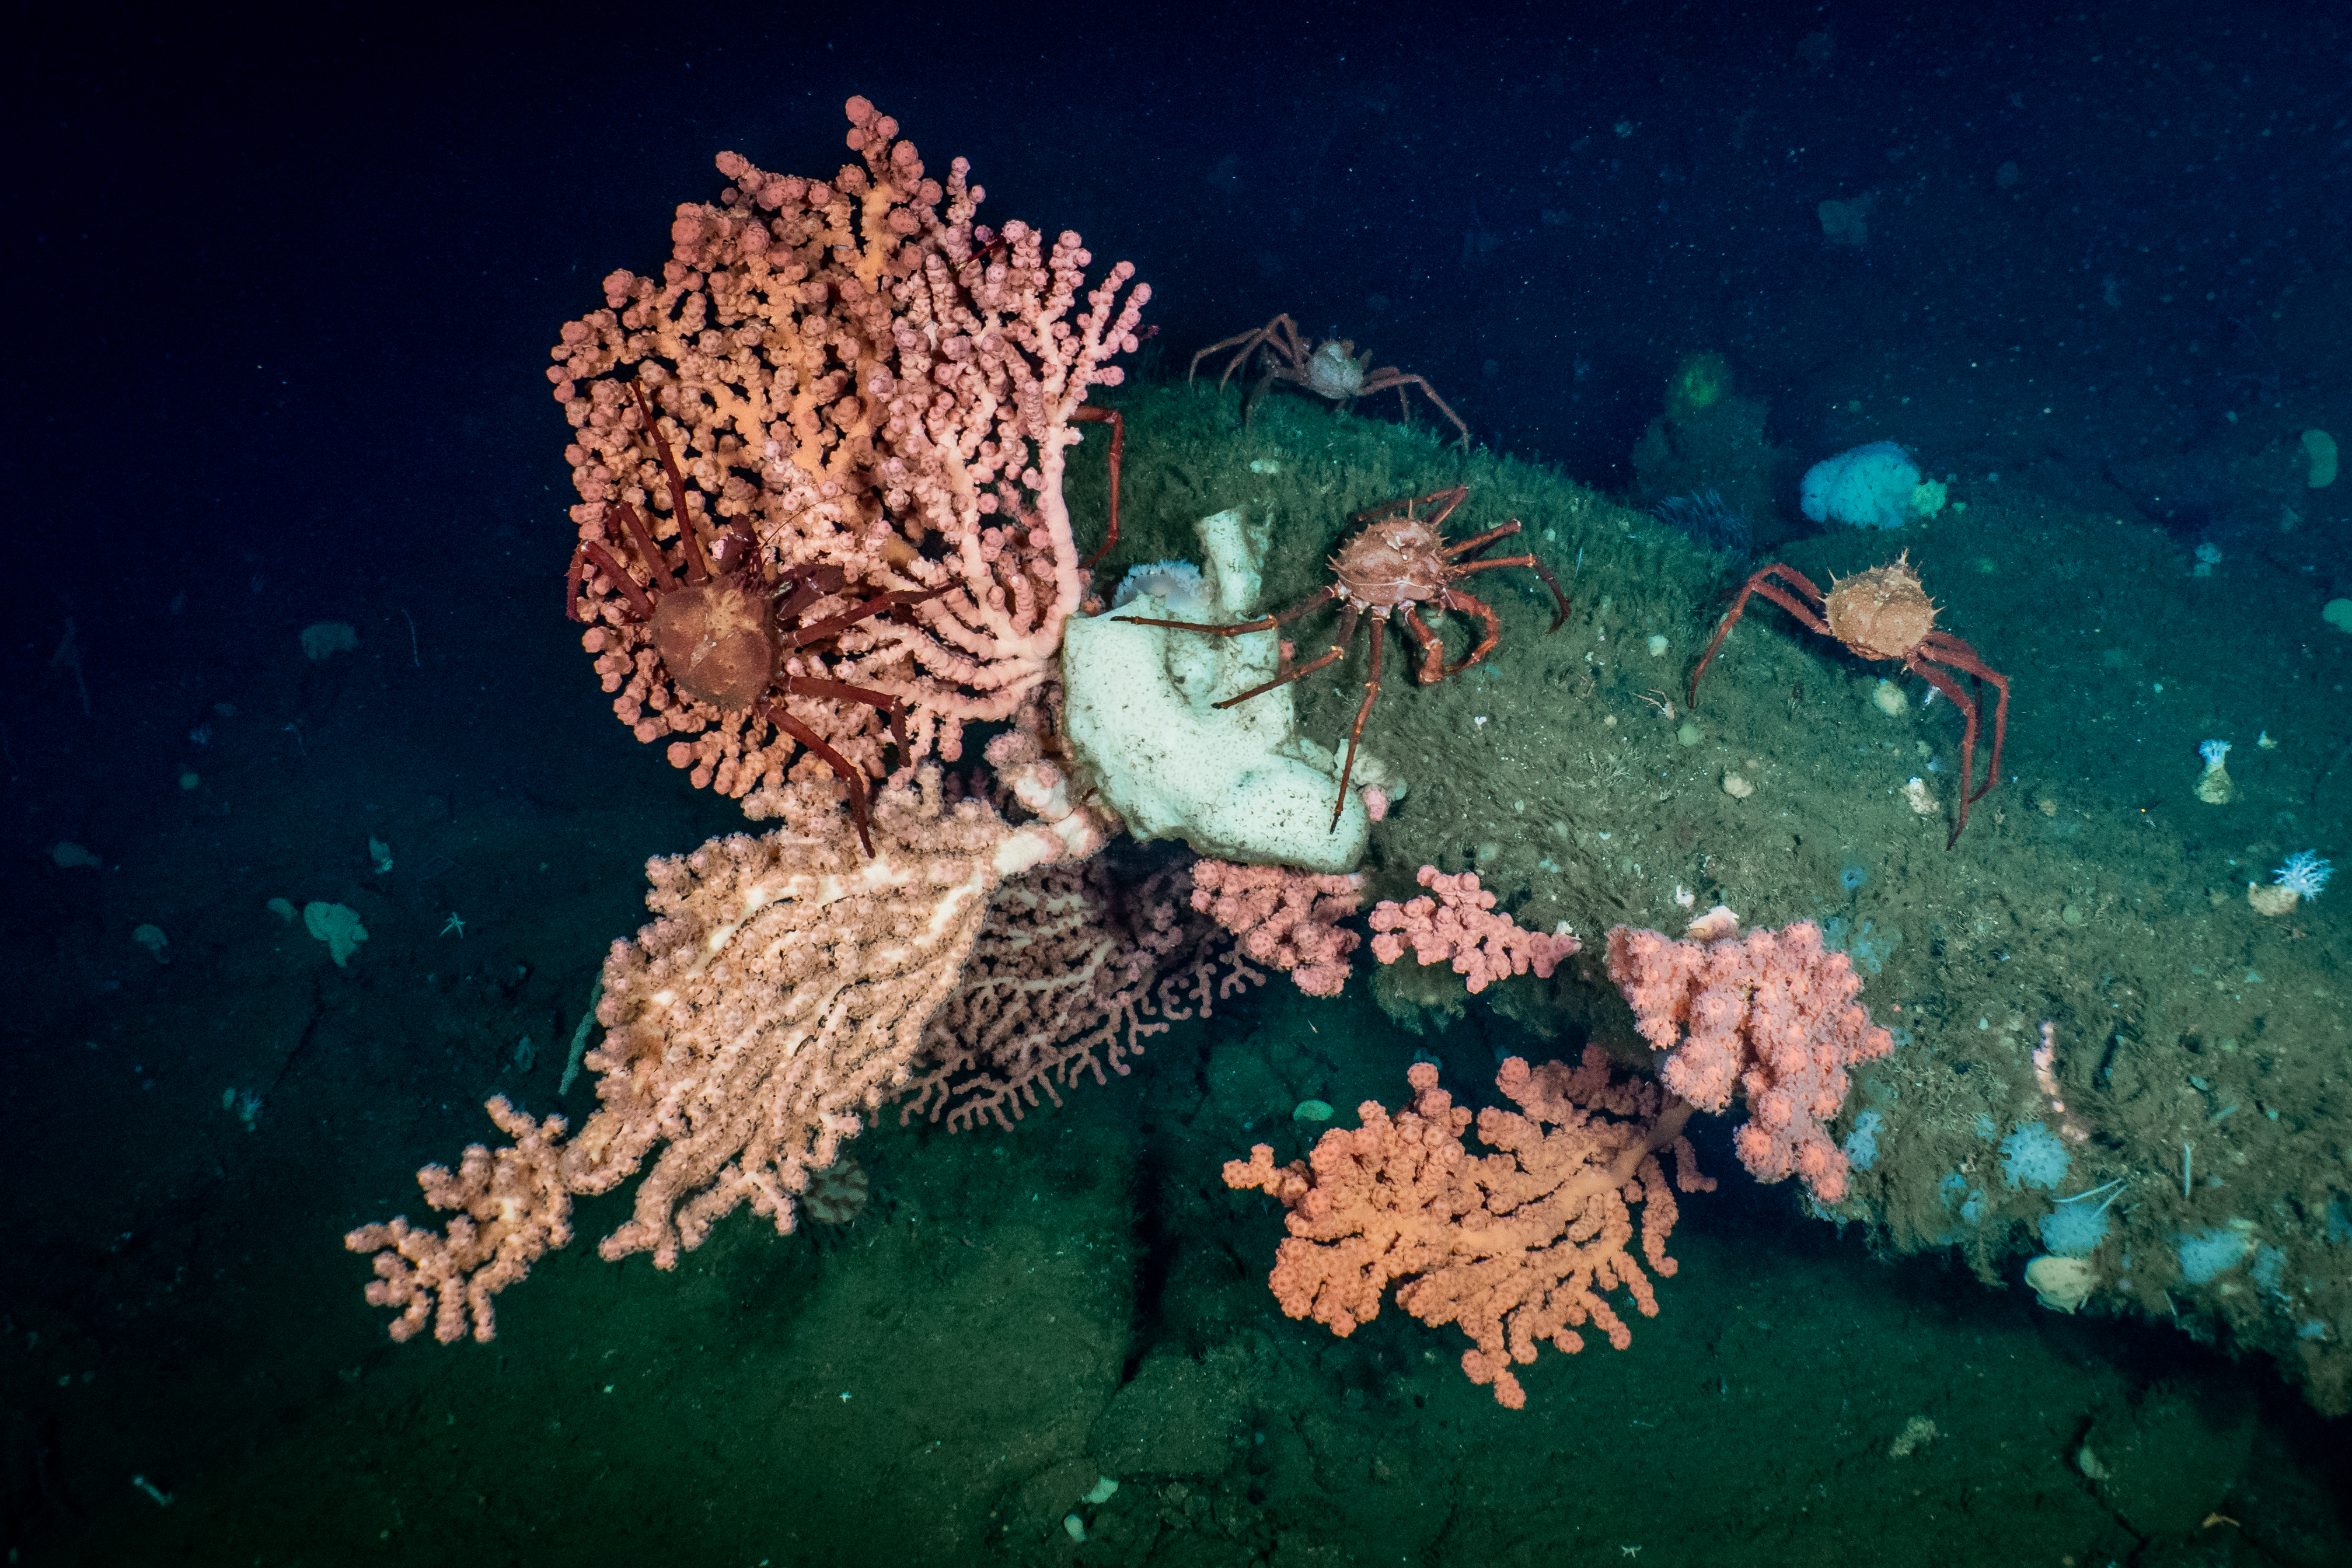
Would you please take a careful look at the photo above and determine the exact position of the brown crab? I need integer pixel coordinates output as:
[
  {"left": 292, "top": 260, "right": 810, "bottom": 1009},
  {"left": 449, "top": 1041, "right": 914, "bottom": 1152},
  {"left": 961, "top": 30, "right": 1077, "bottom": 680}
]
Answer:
[
  {"left": 1118, "top": 484, "right": 1567, "bottom": 827},
  {"left": 1687, "top": 553, "right": 2009, "bottom": 848}
]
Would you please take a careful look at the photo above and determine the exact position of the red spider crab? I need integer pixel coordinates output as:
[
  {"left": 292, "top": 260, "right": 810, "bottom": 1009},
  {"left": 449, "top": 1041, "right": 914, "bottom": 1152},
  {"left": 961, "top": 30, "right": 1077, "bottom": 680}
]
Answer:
[
  {"left": 1190, "top": 314, "right": 1470, "bottom": 450},
  {"left": 564, "top": 379, "right": 938, "bottom": 853},
  {"left": 1119, "top": 484, "right": 1568, "bottom": 827},
  {"left": 1687, "top": 553, "right": 2009, "bottom": 848}
]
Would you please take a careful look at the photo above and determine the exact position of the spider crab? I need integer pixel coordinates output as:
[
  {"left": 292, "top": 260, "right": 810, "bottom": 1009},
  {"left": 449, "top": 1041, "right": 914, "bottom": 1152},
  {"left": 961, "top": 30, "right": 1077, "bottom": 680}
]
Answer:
[
  {"left": 1190, "top": 314, "right": 1470, "bottom": 450},
  {"left": 1118, "top": 484, "right": 1568, "bottom": 828},
  {"left": 564, "top": 379, "right": 939, "bottom": 853},
  {"left": 1687, "top": 553, "right": 2009, "bottom": 848}
]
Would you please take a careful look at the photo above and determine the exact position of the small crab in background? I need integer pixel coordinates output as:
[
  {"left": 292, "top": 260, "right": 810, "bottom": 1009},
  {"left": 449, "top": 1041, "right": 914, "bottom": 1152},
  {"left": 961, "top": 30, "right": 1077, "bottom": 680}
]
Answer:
[{"left": 1189, "top": 313, "right": 1469, "bottom": 449}]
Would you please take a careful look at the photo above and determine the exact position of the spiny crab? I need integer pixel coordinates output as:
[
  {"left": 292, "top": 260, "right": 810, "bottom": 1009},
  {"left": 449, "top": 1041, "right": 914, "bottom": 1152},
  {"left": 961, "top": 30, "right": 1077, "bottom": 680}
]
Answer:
[
  {"left": 1118, "top": 483, "right": 1566, "bottom": 827},
  {"left": 1687, "top": 552, "right": 2009, "bottom": 848}
]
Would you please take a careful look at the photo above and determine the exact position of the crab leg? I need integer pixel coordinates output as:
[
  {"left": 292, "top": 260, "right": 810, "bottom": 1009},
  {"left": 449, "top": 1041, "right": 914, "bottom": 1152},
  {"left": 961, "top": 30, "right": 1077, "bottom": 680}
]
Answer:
[
  {"left": 1920, "top": 633, "right": 2009, "bottom": 805},
  {"left": 564, "top": 545, "right": 594, "bottom": 622},
  {"left": 1072, "top": 406, "right": 1123, "bottom": 568},
  {"left": 1375, "top": 372, "right": 1469, "bottom": 451},
  {"left": 626, "top": 379, "right": 717, "bottom": 583},
  {"left": 1910, "top": 663, "right": 1982, "bottom": 851},
  {"left": 755, "top": 699, "right": 878, "bottom": 857},
  {"left": 774, "top": 564, "right": 849, "bottom": 624},
  {"left": 1330, "top": 611, "right": 1386, "bottom": 829},
  {"left": 1687, "top": 564, "right": 1830, "bottom": 708},
  {"left": 788, "top": 587, "right": 947, "bottom": 649},
  {"left": 578, "top": 540, "right": 655, "bottom": 621},
  {"left": 783, "top": 677, "right": 915, "bottom": 762},
  {"left": 1449, "top": 547, "right": 1571, "bottom": 632},
  {"left": 608, "top": 500, "right": 679, "bottom": 595},
  {"left": 1210, "top": 601, "right": 1362, "bottom": 711},
  {"left": 1352, "top": 483, "right": 1468, "bottom": 529},
  {"left": 1436, "top": 588, "right": 1505, "bottom": 677},
  {"left": 1400, "top": 606, "right": 1448, "bottom": 685},
  {"left": 1116, "top": 584, "right": 1338, "bottom": 640},
  {"left": 1440, "top": 522, "right": 1525, "bottom": 557}
]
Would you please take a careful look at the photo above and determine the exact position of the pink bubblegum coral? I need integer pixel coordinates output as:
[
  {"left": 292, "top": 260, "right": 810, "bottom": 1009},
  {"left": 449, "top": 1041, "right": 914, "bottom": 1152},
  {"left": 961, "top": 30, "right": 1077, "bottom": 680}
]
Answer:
[
  {"left": 1368, "top": 866, "right": 1579, "bottom": 994},
  {"left": 1603, "top": 907, "right": 1893, "bottom": 1204},
  {"left": 1189, "top": 859, "right": 1365, "bottom": 997},
  {"left": 552, "top": 96, "right": 1148, "bottom": 802},
  {"left": 348, "top": 770, "right": 1067, "bottom": 1341},
  {"left": 1223, "top": 1047, "right": 1711, "bottom": 1408}
]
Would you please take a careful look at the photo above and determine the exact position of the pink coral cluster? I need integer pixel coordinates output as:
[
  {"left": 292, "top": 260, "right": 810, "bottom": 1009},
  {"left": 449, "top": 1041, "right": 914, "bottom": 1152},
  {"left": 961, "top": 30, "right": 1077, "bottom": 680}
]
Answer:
[
  {"left": 359, "top": 100, "right": 1177, "bottom": 1347},
  {"left": 1367, "top": 865, "right": 1580, "bottom": 993},
  {"left": 550, "top": 96, "right": 1146, "bottom": 806},
  {"left": 348, "top": 757, "right": 1207, "bottom": 1342},
  {"left": 1224, "top": 1047, "right": 1711, "bottom": 1408},
  {"left": 344, "top": 1096, "right": 574, "bottom": 1344},
  {"left": 1604, "top": 907, "right": 1893, "bottom": 1204},
  {"left": 351, "top": 773, "right": 1036, "bottom": 1339},
  {"left": 1188, "top": 859, "right": 1365, "bottom": 997}
]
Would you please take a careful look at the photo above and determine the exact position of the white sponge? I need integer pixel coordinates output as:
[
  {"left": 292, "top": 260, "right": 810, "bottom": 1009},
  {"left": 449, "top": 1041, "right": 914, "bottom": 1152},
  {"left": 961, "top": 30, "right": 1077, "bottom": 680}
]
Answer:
[
  {"left": 1800, "top": 441, "right": 1922, "bottom": 530},
  {"left": 1060, "top": 509, "right": 1369, "bottom": 872}
]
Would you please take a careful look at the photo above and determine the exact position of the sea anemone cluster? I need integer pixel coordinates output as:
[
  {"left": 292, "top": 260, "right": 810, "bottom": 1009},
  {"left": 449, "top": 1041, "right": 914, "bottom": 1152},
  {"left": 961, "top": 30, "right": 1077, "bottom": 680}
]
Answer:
[{"left": 1650, "top": 490, "right": 1753, "bottom": 556}]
